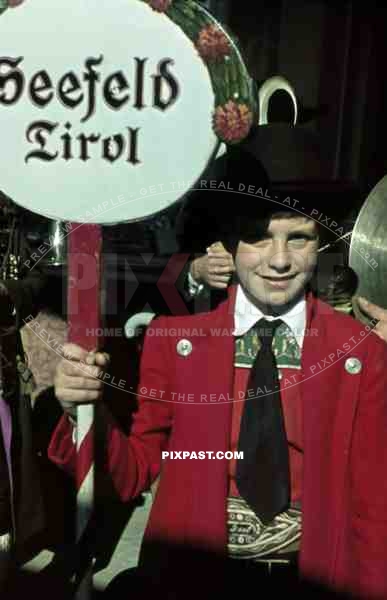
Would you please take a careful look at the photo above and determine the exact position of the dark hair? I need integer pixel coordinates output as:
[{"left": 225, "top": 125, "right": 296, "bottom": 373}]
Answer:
[{"left": 218, "top": 191, "right": 321, "bottom": 256}]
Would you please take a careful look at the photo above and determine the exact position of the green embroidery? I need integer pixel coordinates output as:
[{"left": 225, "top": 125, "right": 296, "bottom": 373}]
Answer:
[
  {"left": 235, "top": 328, "right": 260, "bottom": 367},
  {"left": 234, "top": 322, "right": 301, "bottom": 370},
  {"left": 273, "top": 323, "right": 301, "bottom": 369}
]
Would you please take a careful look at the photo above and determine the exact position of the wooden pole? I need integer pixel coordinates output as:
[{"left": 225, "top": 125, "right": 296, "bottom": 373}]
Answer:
[{"left": 67, "top": 223, "right": 103, "bottom": 600}]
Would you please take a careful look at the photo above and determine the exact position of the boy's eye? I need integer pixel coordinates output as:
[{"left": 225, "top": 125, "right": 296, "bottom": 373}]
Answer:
[
  {"left": 289, "top": 236, "right": 309, "bottom": 245},
  {"left": 241, "top": 233, "right": 317, "bottom": 248},
  {"left": 288, "top": 234, "right": 317, "bottom": 246}
]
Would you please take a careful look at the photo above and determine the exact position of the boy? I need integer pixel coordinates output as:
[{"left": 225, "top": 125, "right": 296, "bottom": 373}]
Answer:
[{"left": 49, "top": 151, "right": 387, "bottom": 599}]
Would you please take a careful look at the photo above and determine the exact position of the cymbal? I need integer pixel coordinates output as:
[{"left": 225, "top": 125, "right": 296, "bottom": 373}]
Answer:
[{"left": 349, "top": 175, "right": 387, "bottom": 324}]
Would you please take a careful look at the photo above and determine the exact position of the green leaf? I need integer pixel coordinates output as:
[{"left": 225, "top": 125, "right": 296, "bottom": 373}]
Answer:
[
  {"left": 174, "top": 0, "right": 195, "bottom": 22},
  {"left": 191, "top": 2, "right": 211, "bottom": 29},
  {"left": 168, "top": 4, "right": 196, "bottom": 41}
]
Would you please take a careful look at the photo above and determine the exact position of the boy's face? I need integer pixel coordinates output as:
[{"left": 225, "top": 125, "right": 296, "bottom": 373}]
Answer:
[{"left": 234, "top": 216, "right": 319, "bottom": 314}]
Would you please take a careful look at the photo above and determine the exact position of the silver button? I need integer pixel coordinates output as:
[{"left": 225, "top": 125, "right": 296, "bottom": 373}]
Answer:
[
  {"left": 345, "top": 357, "right": 362, "bottom": 374},
  {"left": 176, "top": 339, "right": 192, "bottom": 357}
]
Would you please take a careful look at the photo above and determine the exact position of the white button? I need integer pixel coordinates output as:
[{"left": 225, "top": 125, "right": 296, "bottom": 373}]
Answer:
[
  {"left": 345, "top": 357, "right": 362, "bottom": 374},
  {"left": 176, "top": 339, "right": 192, "bottom": 357}
]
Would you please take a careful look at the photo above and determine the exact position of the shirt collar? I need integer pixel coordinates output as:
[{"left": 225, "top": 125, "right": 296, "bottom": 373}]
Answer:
[{"left": 233, "top": 284, "right": 306, "bottom": 348}]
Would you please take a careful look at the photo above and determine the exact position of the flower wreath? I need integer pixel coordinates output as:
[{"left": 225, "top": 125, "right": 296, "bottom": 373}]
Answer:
[{"left": 0, "top": 0, "right": 256, "bottom": 144}]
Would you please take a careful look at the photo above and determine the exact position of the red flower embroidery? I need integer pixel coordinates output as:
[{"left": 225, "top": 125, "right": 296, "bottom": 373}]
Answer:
[
  {"left": 148, "top": 0, "right": 172, "bottom": 12},
  {"left": 213, "top": 100, "right": 253, "bottom": 143},
  {"left": 197, "top": 23, "right": 230, "bottom": 62}
]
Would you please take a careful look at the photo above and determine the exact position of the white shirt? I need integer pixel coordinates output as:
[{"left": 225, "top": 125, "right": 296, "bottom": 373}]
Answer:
[{"left": 233, "top": 285, "right": 306, "bottom": 349}]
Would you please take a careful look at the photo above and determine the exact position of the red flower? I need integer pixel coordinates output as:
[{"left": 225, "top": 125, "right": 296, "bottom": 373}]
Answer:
[
  {"left": 213, "top": 100, "right": 253, "bottom": 143},
  {"left": 147, "top": 0, "right": 172, "bottom": 12},
  {"left": 8, "top": 0, "right": 25, "bottom": 6},
  {"left": 197, "top": 24, "right": 231, "bottom": 62}
]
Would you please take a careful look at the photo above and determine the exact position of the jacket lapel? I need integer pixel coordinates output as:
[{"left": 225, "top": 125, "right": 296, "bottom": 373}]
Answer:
[{"left": 174, "top": 289, "right": 236, "bottom": 450}]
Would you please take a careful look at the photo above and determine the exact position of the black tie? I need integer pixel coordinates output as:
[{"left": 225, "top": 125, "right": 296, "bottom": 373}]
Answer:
[{"left": 236, "top": 318, "right": 290, "bottom": 524}]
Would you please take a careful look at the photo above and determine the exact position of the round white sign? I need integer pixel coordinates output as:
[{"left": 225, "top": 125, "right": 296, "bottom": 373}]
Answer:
[{"left": 0, "top": 0, "right": 222, "bottom": 223}]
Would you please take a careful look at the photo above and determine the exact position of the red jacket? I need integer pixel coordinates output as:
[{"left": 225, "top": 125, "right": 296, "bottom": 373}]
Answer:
[{"left": 49, "top": 289, "right": 387, "bottom": 598}]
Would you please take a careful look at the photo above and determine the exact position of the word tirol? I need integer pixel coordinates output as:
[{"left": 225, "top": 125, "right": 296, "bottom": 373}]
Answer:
[{"left": 0, "top": 55, "right": 180, "bottom": 164}]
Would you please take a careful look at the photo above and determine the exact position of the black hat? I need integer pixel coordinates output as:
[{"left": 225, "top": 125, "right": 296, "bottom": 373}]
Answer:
[
  {"left": 218, "top": 141, "right": 360, "bottom": 251},
  {"left": 176, "top": 145, "right": 270, "bottom": 254},
  {"left": 176, "top": 142, "right": 357, "bottom": 255}
]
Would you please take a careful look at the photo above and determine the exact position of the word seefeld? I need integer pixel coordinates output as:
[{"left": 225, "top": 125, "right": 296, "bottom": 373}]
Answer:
[{"left": 0, "top": 55, "right": 179, "bottom": 164}]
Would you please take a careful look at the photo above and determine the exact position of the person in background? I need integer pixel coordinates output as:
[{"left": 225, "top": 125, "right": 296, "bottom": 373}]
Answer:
[
  {"left": 186, "top": 241, "right": 235, "bottom": 297},
  {"left": 0, "top": 192, "right": 49, "bottom": 590},
  {"left": 315, "top": 264, "right": 358, "bottom": 315},
  {"left": 0, "top": 271, "right": 49, "bottom": 590},
  {"left": 356, "top": 296, "right": 387, "bottom": 341}
]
